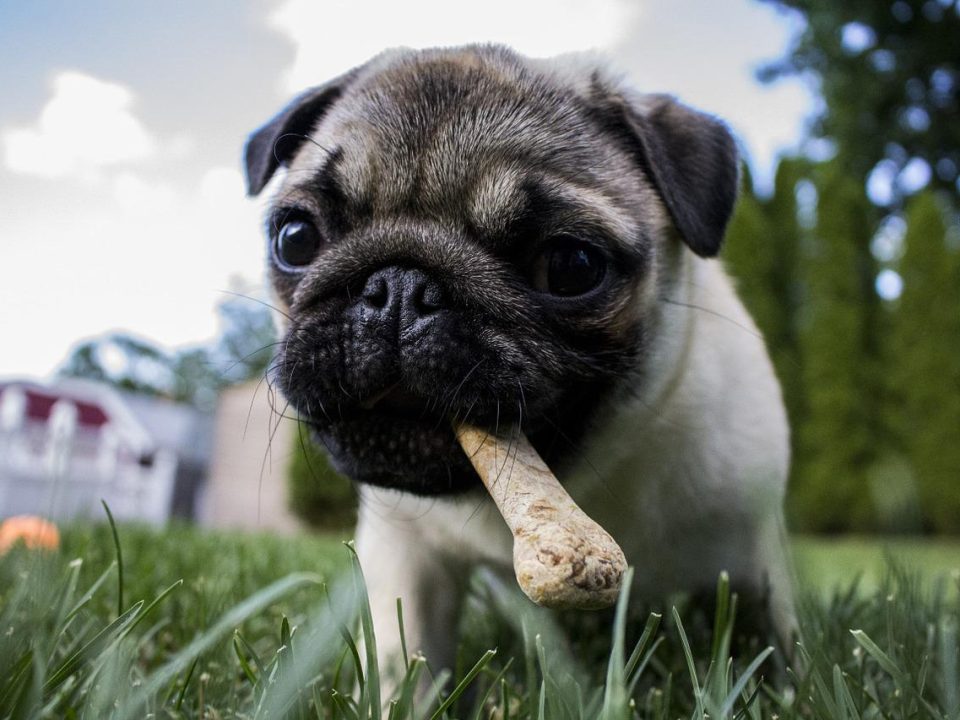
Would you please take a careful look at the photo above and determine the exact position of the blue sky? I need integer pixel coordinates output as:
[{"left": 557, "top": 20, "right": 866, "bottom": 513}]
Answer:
[{"left": 0, "top": 0, "right": 813, "bottom": 378}]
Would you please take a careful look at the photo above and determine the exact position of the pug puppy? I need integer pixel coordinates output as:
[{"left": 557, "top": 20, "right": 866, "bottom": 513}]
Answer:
[{"left": 244, "top": 44, "right": 793, "bottom": 672}]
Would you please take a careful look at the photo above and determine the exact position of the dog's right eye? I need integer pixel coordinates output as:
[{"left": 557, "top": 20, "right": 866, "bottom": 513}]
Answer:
[
  {"left": 530, "top": 237, "right": 607, "bottom": 297},
  {"left": 275, "top": 219, "right": 323, "bottom": 269}
]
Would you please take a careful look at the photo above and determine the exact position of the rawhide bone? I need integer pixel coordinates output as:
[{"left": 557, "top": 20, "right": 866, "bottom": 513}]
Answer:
[{"left": 454, "top": 423, "right": 627, "bottom": 609}]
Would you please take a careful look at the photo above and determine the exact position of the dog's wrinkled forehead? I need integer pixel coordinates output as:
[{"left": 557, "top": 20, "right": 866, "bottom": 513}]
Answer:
[
  {"left": 251, "top": 44, "right": 741, "bottom": 260},
  {"left": 277, "top": 48, "right": 650, "bottom": 236}
]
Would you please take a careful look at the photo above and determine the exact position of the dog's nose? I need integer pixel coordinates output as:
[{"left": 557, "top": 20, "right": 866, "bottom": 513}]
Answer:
[{"left": 361, "top": 266, "right": 445, "bottom": 324}]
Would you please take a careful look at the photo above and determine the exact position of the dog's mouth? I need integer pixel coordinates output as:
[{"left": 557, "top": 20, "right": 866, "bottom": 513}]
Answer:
[
  {"left": 297, "top": 376, "right": 610, "bottom": 496},
  {"left": 357, "top": 383, "right": 429, "bottom": 413},
  {"left": 305, "top": 385, "right": 498, "bottom": 495}
]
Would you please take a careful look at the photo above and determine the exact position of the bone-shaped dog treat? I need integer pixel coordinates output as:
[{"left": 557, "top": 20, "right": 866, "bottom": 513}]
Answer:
[{"left": 454, "top": 423, "right": 627, "bottom": 609}]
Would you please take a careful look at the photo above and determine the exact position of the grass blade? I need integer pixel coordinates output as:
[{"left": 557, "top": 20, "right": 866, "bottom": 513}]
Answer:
[
  {"left": 63, "top": 561, "right": 116, "bottom": 624},
  {"left": 469, "top": 658, "right": 514, "bottom": 720},
  {"left": 339, "top": 626, "right": 365, "bottom": 695},
  {"left": 332, "top": 689, "right": 361, "bottom": 720},
  {"left": 600, "top": 567, "right": 634, "bottom": 720},
  {"left": 710, "top": 571, "right": 731, "bottom": 660},
  {"left": 429, "top": 649, "right": 496, "bottom": 720},
  {"left": 48, "top": 558, "right": 83, "bottom": 651},
  {"left": 390, "top": 654, "right": 426, "bottom": 719},
  {"left": 233, "top": 632, "right": 262, "bottom": 686},
  {"left": 398, "top": 597, "right": 409, "bottom": 671},
  {"left": 174, "top": 656, "right": 199, "bottom": 712},
  {"left": 672, "top": 606, "right": 704, "bottom": 719},
  {"left": 0, "top": 650, "right": 34, "bottom": 711},
  {"left": 851, "top": 629, "right": 907, "bottom": 683},
  {"left": 43, "top": 600, "right": 144, "bottom": 692},
  {"left": 122, "top": 579, "right": 183, "bottom": 639},
  {"left": 100, "top": 500, "right": 124, "bottom": 617},
  {"left": 625, "top": 611, "right": 662, "bottom": 681},
  {"left": 940, "top": 618, "right": 959, "bottom": 719},
  {"left": 345, "top": 542, "right": 380, "bottom": 718},
  {"left": 118, "top": 571, "right": 322, "bottom": 720},
  {"left": 720, "top": 647, "right": 773, "bottom": 717}
]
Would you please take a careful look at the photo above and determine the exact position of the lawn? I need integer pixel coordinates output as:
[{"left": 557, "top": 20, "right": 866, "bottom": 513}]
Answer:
[
  {"left": 1, "top": 522, "right": 958, "bottom": 719},
  {"left": 794, "top": 535, "right": 960, "bottom": 597}
]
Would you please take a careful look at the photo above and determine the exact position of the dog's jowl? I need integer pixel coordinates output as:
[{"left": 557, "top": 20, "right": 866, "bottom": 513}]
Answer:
[{"left": 244, "top": 44, "right": 794, "bottom": 672}]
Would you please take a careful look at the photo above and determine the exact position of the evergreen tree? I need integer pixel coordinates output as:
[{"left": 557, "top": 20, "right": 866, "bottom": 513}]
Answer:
[
  {"left": 888, "top": 192, "right": 960, "bottom": 532},
  {"left": 724, "top": 171, "right": 780, "bottom": 342},
  {"left": 793, "top": 166, "right": 878, "bottom": 531},
  {"left": 725, "top": 159, "right": 809, "bottom": 504},
  {"left": 762, "top": 158, "right": 810, "bottom": 435},
  {"left": 287, "top": 424, "right": 357, "bottom": 529},
  {"left": 759, "top": 0, "right": 960, "bottom": 208}
]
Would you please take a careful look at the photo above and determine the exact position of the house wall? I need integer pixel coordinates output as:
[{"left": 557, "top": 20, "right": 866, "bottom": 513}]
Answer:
[
  {"left": 199, "top": 381, "right": 303, "bottom": 534},
  {"left": 0, "top": 384, "right": 177, "bottom": 524}
]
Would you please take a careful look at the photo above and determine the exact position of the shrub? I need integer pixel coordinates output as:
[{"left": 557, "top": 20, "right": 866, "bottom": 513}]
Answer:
[{"left": 287, "top": 424, "right": 357, "bottom": 530}]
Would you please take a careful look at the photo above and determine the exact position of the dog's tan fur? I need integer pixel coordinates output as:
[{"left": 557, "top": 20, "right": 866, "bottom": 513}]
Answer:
[{"left": 245, "top": 45, "right": 794, "bottom": 674}]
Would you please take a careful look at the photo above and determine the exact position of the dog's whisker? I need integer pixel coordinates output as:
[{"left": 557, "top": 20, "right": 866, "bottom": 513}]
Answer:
[
  {"left": 242, "top": 43, "right": 796, "bottom": 663},
  {"left": 220, "top": 341, "right": 285, "bottom": 383},
  {"left": 658, "top": 296, "right": 762, "bottom": 339},
  {"left": 217, "top": 288, "right": 292, "bottom": 322},
  {"left": 538, "top": 413, "right": 617, "bottom": 499}
]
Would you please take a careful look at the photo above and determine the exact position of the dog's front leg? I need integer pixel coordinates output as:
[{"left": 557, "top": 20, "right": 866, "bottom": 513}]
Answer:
[{"left": 355, "top": 505, "right": 466, "bottom": 686}]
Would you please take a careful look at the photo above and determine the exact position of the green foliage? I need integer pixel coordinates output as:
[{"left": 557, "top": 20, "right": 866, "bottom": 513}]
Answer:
[
  {"left": 728, "top": 2, "right": 960, "bottom": 531},
  {"left": 288, "top": 424, "right": 359, "bottom": 530},
  {"left": 2, "top": 525, "right": 959, "bottom": 718},
  {"left": 724, "top": 159, "right": 808, "bottom": 449},
  {"left": 57, "top": 288, "right": 277, "bottom": 410},
  {"left": 763, "top": 158, "right": 812, "bottom": 431},
  {"left": 726, "top": 159, "right": 884, "bottom": 531},
  {"left": 759, "top": 0, "right": 960, "bottom": 207},
  {"left": 724, "top": 175, "right": 780, "bottom": 342},
  {"left": 792, "top": 166, "right": 880, "bottom": 531},
  {"left": 888, "top": 192, "right": 960, "bottom": 532},
  {"left": 60, "top": 333, "right": 177, "bottom": 396},
  {"left": 0, "top": 523, "right": 345, "bottom": 719}
]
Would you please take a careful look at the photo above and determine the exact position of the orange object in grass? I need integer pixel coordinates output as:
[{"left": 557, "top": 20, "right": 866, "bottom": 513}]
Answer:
[{"left": 0, "top": 515, "right": 61, "bottom": 554}]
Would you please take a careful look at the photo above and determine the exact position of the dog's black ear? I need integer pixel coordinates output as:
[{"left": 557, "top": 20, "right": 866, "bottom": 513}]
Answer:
[
  {"left": 244, "top": 73, "right": 356, "bottom": 196},
  {"left": 618, "top": 94, "right": 739, "bottom": 258}
]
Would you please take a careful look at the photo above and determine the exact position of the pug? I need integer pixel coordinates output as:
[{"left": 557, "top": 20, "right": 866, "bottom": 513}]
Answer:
[{"left": 244, "top": 44, "right": 794, "bottom": 673}]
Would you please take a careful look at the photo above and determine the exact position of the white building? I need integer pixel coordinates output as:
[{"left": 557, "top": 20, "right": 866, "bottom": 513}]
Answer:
[{"left": 0, "top": 378, "right": 207, "bottom": 524}]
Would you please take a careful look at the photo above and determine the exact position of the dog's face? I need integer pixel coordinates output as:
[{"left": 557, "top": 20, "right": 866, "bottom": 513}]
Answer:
[{"left": 244, "top": 46, "right": 738, "bottom": 495}]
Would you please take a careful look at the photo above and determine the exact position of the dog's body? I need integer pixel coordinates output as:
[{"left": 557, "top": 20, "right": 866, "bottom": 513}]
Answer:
[
  {"left": 355, "top": 251, "right": 792, "bottom": 668},
  {"left": 244, "top": 45, "right": 793, "bottom": 672}
]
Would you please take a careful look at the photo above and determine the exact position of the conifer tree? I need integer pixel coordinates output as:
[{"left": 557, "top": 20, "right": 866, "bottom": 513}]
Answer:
[
  {"left": 762, "top": 158, "right": 809, "bottom": 438},
  {"left": 888, "top": 192, "right": 960, "bottom": 532},
  {"left": 793, "top": 166, "right": 877, "bottom": 531},
  {"left": 759, "top": 0, "right": 960, "bottom": 208},
  {"left": 723, "top": 170, "right": 779, "bottom": 340},
  {"left": 724, "top": 159, "right": 808, "bottom": 517}
]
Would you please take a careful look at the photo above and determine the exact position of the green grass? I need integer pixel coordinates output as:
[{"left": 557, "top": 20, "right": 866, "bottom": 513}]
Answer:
[
  {"left": 1, "top": 523, "right": 958, "bottom": 719},
  {"left": 794, "top": 535, "right": 960, "bottom": 597}
]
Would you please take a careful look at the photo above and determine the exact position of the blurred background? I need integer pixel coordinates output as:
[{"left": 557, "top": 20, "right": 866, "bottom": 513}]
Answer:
[{"left": 0, "top": 0, "right": 957, "bottom": 537}]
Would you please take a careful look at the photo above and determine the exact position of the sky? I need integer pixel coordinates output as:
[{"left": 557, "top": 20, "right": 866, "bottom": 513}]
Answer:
[{"left": 0, "top": 0, "right": 814, "bottom": 379}]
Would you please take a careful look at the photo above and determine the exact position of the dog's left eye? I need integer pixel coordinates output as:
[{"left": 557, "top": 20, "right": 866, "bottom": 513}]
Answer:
[
  {"left": 275, "top": 219, "right": 323, "bottom": 269},
  {"left": 531, "top": 238, "right": 607, "bottom": 297}
]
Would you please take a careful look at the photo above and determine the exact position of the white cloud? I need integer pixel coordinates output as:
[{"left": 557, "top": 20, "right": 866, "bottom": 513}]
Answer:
[
  {"left": 2, "top": 71, "right": 156, "bottom": 181},
  {"left": 269, "top": 0, "right": 641, "bottom": 92},
  {"left": 609, "top": 1, "right": 813, "bottom": 195},
  {"left": 0, "top": 0, "right": 815, "bottom": 380},
  {"left": 266, "top": 0, "right": 812, "bottom": 195},
  {"left": 0, "top": 70, "right": 269, "bottom": 378},
  {"left": 0, "top": 165, "right": 267, "bottom": 378},
  {"left": 199, "top": 166, "right": 246, "bottom": 205},
  {"left": 111, "top": 172, "right": 177, "bottom": 213}
]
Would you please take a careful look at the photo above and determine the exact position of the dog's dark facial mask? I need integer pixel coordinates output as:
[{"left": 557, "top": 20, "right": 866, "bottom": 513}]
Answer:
[{"left": 244, "top": 46, "right": 738, "bottom": 495}]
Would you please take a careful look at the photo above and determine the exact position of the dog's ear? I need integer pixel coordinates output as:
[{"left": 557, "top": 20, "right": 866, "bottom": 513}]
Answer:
[
  {"left": 610, "top": 93, "right": 739, "bottom": 258},
  {"left": 244, "top": 71, "right": 357, "bottom": 196}
]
